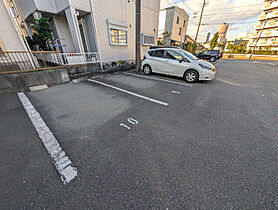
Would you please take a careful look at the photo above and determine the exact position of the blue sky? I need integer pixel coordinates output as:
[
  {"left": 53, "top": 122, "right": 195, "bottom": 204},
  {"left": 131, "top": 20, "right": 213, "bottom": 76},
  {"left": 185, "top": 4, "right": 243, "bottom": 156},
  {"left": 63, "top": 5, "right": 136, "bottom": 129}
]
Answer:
[{"left": 160, "top": 0, "right": 265, "bottom": 41}]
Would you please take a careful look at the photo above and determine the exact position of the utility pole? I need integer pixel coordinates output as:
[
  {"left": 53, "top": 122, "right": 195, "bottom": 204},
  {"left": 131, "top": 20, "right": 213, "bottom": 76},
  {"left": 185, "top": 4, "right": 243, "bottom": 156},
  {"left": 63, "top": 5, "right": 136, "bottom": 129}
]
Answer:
[
  {"left": 194, "top": 0, "right": 206, "bottom": 43},
  {"left": 136, "top": 0, "right": 141, "bottom": 72}
]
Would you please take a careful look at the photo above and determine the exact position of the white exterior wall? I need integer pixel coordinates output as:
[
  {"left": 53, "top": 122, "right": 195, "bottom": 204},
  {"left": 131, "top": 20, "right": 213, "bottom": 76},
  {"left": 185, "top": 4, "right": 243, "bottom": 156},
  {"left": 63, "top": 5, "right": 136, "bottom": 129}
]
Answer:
[
  {"left": 14, "top": 0, "right": 37, "bottom": 20},
  {"left": 92, "top": 0, "right": 160, "bottom": 62},
  {"left": 141, "top": 0, "right": 160, "bottom": 57},
  {"left": 171, "top": 7, "right": 188, "bottom": 43},
  {"left": 53, "top": 16, "right": 75, "bottom": 53},
  {"left": 68, "top": 0, "right": 91, "bottom": 13},
  {"left": 0, "top": 1, "right": 26, "bottom": 51},
  {"left": 158, "top": 6, "right": 189, "bottom": 44}
]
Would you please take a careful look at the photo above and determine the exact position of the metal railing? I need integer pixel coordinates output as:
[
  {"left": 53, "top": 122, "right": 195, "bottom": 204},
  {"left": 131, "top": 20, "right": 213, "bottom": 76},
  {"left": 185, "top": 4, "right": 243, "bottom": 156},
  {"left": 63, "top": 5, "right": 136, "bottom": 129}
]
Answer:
[
  {"left": 0, "top": 51, "right": 102, "bottom": 74},
  {"left": 60, "top": 52, "right": 101, "bottom": 65},
  {"left": 0, "top": 51, "right": 63, "bottom": 74}
]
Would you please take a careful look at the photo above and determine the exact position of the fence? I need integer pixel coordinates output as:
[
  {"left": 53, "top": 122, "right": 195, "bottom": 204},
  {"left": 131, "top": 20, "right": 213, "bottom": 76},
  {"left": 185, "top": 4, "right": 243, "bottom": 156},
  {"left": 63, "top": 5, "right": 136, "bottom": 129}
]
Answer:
[
  {"left": 0, "top": 51, "right": 101, "bottom": 74},
  {"left": 0, "top": 51, "right": 63, "bottom": 74},
  {"left": 60, "top": 52, "right": 101, "bottom": 65}
]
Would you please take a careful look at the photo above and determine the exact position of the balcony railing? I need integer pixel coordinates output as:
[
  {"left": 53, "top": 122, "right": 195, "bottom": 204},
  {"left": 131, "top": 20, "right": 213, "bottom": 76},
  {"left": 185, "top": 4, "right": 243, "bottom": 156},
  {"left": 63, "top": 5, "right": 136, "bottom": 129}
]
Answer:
[
  {"left": 0, "top": 51, "right": 102, "bottom": 74},
  {"left": 264, "top": 21, "right": 278, "bottom": 29},
  {"left": 256, "top": 24, "right": 263, "bottom": 30},
  {"left": 258, "top": 41, "right": 269, "bottom": 46},
  {"left": 60, "top": 52, "right": 101, "bottom": 65},
  {"left": 252, "top": 32, "right": 259, "bottom": 38},
  {"left": 0, "top": 51, "right": 63, "bottom": 74},
  {"left": 253, "top": 30, "right": 278, "bottom": 38},
  {"left": 259, "top": 11, "right": 278, "bottom": 20},
  {"left": 262, "top": 31, "right": 274, "bottom": 37},
  {"left": 268, "top": 11, "right": 278, "bottom": 19},
  {"left": 263, "top": 1, "right": 278, "bottom": 11},
  {"left": 259, "top": 14, "right": 267, "bottom": 20}
]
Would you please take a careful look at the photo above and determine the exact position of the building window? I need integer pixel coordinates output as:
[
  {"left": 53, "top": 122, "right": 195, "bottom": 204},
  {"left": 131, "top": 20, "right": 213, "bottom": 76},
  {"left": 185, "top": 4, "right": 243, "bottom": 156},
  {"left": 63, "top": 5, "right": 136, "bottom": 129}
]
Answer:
[
  {"left": 110, "top": 29, "right": 127, "bottom": 45},
  {"left": 107, "top": 19, "right": 128, "bottom": 46},
  {"left": 141, "top": 34, "right": 155, "bottom": 46},
  {"left": 177, "top": 16, "right": 179, "bottom": 24},
  {"left": 183, "top": 20, "right": 186, "bottom": 27},
  {"left": 179, "top": 27, "right": 182, "bottom": 36}
]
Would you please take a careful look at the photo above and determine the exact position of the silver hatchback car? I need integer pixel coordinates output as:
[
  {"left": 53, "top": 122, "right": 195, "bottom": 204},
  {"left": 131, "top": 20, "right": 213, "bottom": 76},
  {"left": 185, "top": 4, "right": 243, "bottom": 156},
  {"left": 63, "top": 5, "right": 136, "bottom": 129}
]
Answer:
[{"left": 142, "top": 48, "right": 216, "bottom": 83}]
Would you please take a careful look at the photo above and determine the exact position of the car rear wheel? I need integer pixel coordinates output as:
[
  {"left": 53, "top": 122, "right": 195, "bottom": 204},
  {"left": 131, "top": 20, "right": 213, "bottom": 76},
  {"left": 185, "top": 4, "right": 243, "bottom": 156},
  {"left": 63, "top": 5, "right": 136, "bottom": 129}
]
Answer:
[
  {"left": 210, "top": 57, "right": 216, "bottom": 62},
  {"left": 143, "top": 64, "right": 152, "bottom": 75},
  {"left": 184, "top": 70, "right": 199, "bottom": 83}
]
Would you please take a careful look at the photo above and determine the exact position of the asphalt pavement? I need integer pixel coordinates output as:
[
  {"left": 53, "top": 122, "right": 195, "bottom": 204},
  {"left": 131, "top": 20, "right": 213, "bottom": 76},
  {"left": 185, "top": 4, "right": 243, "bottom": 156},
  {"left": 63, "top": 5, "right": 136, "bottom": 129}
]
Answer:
[{"left": 1, "top": 59, "right": 278, "bottom": 209}]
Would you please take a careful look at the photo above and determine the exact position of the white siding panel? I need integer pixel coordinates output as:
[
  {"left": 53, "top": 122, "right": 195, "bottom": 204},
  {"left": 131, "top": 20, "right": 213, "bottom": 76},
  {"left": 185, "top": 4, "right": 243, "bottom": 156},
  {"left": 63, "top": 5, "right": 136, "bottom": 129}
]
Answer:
[
  {"left": 141, "top": 0, "right": 160, "bottom": 56},
  {"left": 54, "top": 0, "right": 69, "bottom": 13},
  {"left": 53, "top": 16, "right": 75, "bottom": 53},
  {"left": 0, "top": 1, "right": 26, "bottom": 51},
  {"left": 35, "top": 0, "right": 57, "bottom": 13},
  {"left": 92, "top": 0, "right": 160, "bottom": 62},
  {"left": 69, "top": 0, "right": 91, "bottom": 13},
  {"left": 92, "top": 0, "right": 135, "bottom": 62},
  {"left": 14, "top": 0, "right": 37, "bottom": 20}
]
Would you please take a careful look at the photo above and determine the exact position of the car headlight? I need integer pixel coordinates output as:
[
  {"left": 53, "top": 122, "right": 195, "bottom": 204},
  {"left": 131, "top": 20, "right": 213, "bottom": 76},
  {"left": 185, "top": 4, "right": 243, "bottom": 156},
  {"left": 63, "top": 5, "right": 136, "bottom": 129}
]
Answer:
[{"left": 199, "top": 63, "right": 212, "bottom": 71}]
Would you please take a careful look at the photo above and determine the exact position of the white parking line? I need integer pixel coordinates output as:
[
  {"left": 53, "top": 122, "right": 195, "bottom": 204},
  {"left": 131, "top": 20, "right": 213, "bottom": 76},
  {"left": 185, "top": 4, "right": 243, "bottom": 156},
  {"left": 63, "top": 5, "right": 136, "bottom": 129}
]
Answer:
[
  {"left": 17, "top": 92, "right": 77, "bottom": 184},
  {"left": 122, "top": 72, "right": 192, "bottom": 87},
  {"left": 216, "top": 78, "right": 247, "bottom": 87},
  {"left": 87, "top": 79, "right": 169, "bottom": 106}
]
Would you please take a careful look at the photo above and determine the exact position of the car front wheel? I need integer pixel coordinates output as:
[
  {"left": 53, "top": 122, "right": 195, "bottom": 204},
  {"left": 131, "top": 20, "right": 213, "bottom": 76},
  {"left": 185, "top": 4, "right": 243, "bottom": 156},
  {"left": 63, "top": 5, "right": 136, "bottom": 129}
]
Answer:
[
  {"left": 143, "top": 64, "right": 152, "bottom": 75},
  {"left": 184, "top": 70, "right": 199, "bottom": 83}
]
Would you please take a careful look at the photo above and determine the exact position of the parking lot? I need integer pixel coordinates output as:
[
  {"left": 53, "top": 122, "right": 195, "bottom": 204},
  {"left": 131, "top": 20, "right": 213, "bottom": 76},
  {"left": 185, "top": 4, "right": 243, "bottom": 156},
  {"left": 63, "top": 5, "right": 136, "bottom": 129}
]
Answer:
[{"left": 1, "top": 59, "right": 278, "bottom": 209}]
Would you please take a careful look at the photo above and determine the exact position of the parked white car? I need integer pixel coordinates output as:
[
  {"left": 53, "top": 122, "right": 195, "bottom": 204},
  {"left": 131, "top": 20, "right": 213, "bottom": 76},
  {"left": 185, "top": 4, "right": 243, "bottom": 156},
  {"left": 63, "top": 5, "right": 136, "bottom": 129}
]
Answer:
[{"left": 141, "top": 48, "right": 216, "bottom": 83}]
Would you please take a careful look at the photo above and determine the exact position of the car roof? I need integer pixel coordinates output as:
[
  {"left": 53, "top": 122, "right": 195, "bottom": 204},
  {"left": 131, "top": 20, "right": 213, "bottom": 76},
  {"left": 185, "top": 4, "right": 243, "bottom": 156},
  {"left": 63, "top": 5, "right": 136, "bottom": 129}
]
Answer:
[
  {"left": 148, "top": 47, "right": 181, "bottom": 51},
  {"left": 150, "top": 46, "right": 181, "bottom": 49}
]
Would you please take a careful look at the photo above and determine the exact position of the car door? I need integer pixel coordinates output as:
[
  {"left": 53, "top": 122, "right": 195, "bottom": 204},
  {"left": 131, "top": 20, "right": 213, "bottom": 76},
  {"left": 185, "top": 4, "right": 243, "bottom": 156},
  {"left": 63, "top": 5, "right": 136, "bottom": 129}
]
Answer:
[
  {"left": 202, "top": 50, "right": 211, "bottom": 60},
  {"left": 148, "top": 50, "right": 167, "bottom": 74},
  {"left": 163, "top": 50, "right": 190, "bottom": 77}
]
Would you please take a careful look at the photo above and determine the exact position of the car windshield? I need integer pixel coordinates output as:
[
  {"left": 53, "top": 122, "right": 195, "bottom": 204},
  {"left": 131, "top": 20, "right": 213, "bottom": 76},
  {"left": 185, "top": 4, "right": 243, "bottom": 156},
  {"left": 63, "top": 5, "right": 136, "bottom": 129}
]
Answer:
[{"left": 178, "top": 50, "right": 199, "bottom": 60}]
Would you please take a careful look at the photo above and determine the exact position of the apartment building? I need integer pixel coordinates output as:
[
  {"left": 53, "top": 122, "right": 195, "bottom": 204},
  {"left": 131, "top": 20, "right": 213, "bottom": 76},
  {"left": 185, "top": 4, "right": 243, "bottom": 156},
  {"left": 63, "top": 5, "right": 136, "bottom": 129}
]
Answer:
[
  {"left": 248, "top": 0, "right": 278, "bottom": 51},
  {"left": 0, "top": 0, "right": 28, "bottom": 52},
  {"left": 158, "top": 6, "right": 189, "bottom": 46},
  {"left": 14, "top": 0, "right": 160, "bottom": 62}
]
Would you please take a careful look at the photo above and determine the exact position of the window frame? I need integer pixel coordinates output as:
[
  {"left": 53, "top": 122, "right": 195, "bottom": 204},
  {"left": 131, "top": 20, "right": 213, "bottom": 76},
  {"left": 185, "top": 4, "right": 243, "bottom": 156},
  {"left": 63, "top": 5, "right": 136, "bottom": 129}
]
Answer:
[
  {"left": 177, "top": 16, "right": 180, "bottom": 24},
  {"left": 141, "top": 34, "right": 155, "bottom": 46},
  {"left": 179, "top": 27, "right": 182, "bottom": 36},
  {"left": 107, "top": 19, "right": 128, "bottom": 46}
]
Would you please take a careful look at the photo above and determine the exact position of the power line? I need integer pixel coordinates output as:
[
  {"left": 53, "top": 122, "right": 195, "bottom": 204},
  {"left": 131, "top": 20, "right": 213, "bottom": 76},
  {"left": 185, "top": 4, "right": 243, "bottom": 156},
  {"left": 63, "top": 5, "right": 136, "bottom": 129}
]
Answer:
[
  {"left": 179, "top": 0, "right": 195, "bottom": 12},
  {"left": 201, "top": 9, "right": 262, "bottom": 17},
  {"left": 198, "top": 3, "right": 263, "bottom": 13}
]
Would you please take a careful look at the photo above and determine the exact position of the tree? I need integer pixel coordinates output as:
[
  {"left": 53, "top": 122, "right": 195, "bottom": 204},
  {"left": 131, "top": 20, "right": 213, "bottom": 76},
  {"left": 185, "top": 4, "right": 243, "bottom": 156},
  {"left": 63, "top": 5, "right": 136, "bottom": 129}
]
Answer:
[
  {"left": 226, "top": 42, "right": 235, "bottom": 51},
  {"left": 29, "top": 17, "right": 53, "bottom": 51},
  {"left": 210, "top": 32, "right": 219, "bottom": 50},
  {"left": 184, "top": 42, "right": 197, "bottom": 54},
  {"left": 158, "top": 31, "right": 171, "bottom": 46}
]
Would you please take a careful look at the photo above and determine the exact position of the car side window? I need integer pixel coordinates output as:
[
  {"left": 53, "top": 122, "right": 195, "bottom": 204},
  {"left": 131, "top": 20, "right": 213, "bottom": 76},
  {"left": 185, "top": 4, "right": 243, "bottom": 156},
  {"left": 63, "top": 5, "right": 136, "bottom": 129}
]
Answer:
[
  {"left": 165, "top": 50, "right": 183, "bottom": 60},
  {"left": 152, "top": 50, "right": 164, "bottom": 58},
  {"left": 203, "top": 51, "right": 208, "bottom": 55}
]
